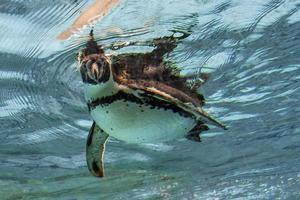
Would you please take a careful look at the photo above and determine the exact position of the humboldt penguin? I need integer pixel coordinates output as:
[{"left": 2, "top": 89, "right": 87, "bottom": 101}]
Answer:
[{"left": 77, "top": 30, "right": 227, "bottom": 177}]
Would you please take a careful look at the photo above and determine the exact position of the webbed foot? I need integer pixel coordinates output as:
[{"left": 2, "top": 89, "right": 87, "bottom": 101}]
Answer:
[{"left": 186, "top": 123, "right": 209, "bottom": 142}]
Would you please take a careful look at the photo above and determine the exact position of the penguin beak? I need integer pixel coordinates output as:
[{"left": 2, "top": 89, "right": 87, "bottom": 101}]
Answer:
[
  {"left": 79, "top": 56, "right": 109, "bottom": 84},
  {"left": 83, "top": 60, "right": 103, "bottom": 83},
  {"left": 89, "top": 62, "right": 103, "bottom": 81}
]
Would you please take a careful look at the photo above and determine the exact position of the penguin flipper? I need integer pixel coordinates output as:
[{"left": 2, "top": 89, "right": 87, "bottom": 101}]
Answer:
[{"left": 86, "top": 121, "right": 109, "bottom": 177}]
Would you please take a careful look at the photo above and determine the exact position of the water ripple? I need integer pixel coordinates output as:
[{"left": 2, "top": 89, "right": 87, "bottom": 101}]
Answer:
[{"left": 0, "top": 0, "right": 300, "bottom": 199}]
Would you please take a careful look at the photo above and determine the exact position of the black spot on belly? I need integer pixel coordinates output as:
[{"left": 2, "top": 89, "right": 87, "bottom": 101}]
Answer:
[{"left": 106, "top": 111, "right": 109, "bottom": 114}]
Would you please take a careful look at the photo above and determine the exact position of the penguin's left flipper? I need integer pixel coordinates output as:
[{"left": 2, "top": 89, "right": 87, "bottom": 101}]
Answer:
[{"left": 86, "top": 121, "right": 109, "bottom": 177}]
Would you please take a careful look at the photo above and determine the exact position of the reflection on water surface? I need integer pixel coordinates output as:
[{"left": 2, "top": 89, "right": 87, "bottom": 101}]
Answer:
[{"left": 0, "top": 0, "right": 300, "bottom": 199}]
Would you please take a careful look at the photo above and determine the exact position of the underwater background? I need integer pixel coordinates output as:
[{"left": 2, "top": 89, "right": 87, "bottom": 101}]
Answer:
[{"left": 0, "top": 0, "right": 300, "bottom": 199}]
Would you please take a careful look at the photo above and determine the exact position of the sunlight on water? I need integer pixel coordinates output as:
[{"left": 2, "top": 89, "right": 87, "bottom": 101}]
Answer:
[{"left": 0, "top": 0, "right": 300, "bottom": 199}]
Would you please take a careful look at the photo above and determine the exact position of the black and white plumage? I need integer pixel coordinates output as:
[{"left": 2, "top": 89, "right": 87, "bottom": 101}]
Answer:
[{"left": 77, "top": 30, "right": 227, "bottom": 177}]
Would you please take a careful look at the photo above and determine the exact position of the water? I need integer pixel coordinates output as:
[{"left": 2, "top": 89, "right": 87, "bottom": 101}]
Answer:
[{"left": 1, "top": 0, "right": 300, "bottom": 199}]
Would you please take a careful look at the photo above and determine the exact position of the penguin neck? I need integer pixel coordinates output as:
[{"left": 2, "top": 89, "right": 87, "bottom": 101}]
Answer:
[{"left": 84, "top": 72, "right": 118, "bottom": 102}]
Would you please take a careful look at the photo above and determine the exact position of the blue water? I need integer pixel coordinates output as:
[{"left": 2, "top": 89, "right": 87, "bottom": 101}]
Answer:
[{"left": 0, "top": 0, "right": 300, "bottom": 199}]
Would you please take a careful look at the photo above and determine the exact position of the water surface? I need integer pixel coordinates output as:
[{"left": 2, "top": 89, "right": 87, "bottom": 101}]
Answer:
[{"left": 1, "top": 0, "right": 300, "bottom": 199}]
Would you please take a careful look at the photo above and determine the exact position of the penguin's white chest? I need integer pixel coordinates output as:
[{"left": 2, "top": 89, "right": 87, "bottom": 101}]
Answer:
[{"left": 90, "top": 100, "right": 196, "bottom": 143}]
